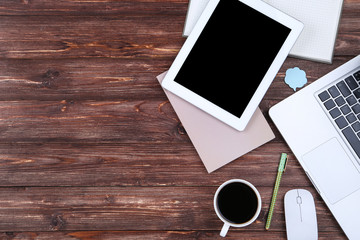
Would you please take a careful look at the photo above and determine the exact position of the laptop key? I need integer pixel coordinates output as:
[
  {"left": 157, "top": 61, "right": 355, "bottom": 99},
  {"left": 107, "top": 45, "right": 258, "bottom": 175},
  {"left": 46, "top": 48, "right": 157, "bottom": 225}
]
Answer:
[
  {"left": 352, "top": 121, "right": 360, "bottom": 132},
  {"left": 342, "top": 126, "right": 360, "bottom": 158},
  {"left": 346, "top": 95, "right": 357, "bottom": 106},
  {"left": 346, "top": 113, "right": 357, "bottom": 123},
  {"left": 318, "top": 91, "right": 330, "bottom": 102},
  {"left": 335, "top": 96, "right": 345, "bottom": 106},
  {"left": 340, "top": 105, "right": 351, "bottom": 115},
  {"left": 345, "top": 75, "right": 358, "bottom": 90},
  {"left": 354, "top": 70, "right": 360, "bottom": 81},
  {"left": 329, "top": 108, "right": 341, "bottom": 119},
  {"left": 335, "top": 116, "right": 348, "bottom": 129},
  {"left": 324, "top": 99, "right": 336, "bottom": 110},
  {"left": 352, "top": 104, "right": 360, "bottom": 114},
  {"left": 353, "top": 88, "right": 360, "bottom": 99},
  {"left": 337, "top": 81, "right": 351, "bottom": 97},
  {"left": 328, "top": 86, "right": 340, "bottom": 97}
]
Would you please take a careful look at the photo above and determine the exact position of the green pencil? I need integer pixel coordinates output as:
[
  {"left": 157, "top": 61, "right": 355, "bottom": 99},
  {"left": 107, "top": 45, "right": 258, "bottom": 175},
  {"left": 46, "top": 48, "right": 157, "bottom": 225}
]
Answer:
[{"left": 265, "top": 153, "right": 288, "bottom": 230}]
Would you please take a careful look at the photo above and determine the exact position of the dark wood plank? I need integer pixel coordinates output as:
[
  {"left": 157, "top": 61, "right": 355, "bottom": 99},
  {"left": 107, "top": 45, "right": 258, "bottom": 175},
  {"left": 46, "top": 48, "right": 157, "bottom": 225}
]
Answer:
[
  {"left": 0, "top": 230, "right": 347, "bottom": 240},
  {"left": 0, "top": 56, "right": 356, "bottom": 103},
  {"left": 0, "top": 58, "right": 172, "bottom": 101},
  {"left": 0, "top": 3, "right": 358, "bottom": 60},
  {"left": 0, "top": 98, "right": 291, "bottom": 144},
  {"left": 0, "top": 15, "right": 186, "bottom": 59},
  {"left": 0, "top": 99, "right": 183, "bottom": 142},
  {"left": 0, "top": 24, "right": 357, "bottom": 60},
  {"left": 0, "top": 0, "right": 189, "bottom": 16},
  {"left": 0, "top": 141, "right": 306, "bottom": 187},
  {"left": 0, "top": 186, "right": 345, "bottom": 236},
  {"left": 0, "top": 58, "right": 174, "bottom": 101}
]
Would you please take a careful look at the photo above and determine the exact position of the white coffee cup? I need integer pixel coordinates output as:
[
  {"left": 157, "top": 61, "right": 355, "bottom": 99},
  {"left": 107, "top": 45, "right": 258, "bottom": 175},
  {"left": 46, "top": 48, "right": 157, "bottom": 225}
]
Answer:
[{"left": 214, "top": 179, "right": 262, "bottom": 237}]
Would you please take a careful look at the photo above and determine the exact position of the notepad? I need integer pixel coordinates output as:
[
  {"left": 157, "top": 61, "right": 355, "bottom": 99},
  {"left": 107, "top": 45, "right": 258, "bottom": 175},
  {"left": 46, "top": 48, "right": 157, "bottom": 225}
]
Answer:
[
  {"left": 183, "top": 0, "right": 344, "bottom": 63},
  {"left": 183, "top": 0, "right": 211, "bottom": 37},
  {"left": 157, "top": 71, "right": 275, "bottom": 173}
]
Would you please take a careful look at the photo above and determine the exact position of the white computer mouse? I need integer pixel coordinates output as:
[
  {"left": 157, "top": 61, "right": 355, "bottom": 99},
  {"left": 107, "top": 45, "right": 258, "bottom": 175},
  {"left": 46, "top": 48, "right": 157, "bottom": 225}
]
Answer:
[{"left": 284, "top": 189, "right": 318, "bottom": 240}]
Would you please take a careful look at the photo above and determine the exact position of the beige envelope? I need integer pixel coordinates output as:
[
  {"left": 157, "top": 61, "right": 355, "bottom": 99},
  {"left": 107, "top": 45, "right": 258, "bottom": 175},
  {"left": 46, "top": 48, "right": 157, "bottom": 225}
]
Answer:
[{"left": 157, "top": 71, "right": 275, "bottom": 173}]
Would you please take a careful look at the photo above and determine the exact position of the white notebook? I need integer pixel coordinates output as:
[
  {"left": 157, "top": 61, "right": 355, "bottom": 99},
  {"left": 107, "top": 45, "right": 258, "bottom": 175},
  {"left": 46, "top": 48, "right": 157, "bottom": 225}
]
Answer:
[{"left": 183, "top": 0, "right": 344, "bottom": 64}]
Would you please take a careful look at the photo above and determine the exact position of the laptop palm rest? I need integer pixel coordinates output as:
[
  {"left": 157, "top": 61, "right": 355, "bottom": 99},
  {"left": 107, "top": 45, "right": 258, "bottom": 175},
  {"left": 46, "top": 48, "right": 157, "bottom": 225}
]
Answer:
[{"left": 302, "top": 138, "right": 360, "bottom": 204}]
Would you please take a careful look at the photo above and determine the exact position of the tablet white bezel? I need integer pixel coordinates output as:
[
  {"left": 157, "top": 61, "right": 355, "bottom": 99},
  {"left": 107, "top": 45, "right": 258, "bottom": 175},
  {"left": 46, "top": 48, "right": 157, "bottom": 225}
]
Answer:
[{"left": 162, "top": 0, "right": 303, "bottom": 131}]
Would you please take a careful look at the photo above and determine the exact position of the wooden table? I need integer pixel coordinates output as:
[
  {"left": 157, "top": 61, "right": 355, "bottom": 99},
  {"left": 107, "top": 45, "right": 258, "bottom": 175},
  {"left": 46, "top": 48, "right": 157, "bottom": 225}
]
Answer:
[{"left": 0, "top": 0, "right": 359, "bottom": 239}]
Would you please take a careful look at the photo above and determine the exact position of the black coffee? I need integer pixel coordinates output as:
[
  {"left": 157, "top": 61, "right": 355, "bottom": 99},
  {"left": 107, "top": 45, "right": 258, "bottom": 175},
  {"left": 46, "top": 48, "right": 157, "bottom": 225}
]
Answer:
[{"left": 217, "top": 182, "right": 258, "bottom": 224}]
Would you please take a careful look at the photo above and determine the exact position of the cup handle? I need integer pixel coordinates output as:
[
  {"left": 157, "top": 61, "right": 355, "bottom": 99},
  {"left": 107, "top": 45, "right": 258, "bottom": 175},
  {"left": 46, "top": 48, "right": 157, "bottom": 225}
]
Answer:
[{"left": 220, "top": 222, "right": 230, "bottom": 237}]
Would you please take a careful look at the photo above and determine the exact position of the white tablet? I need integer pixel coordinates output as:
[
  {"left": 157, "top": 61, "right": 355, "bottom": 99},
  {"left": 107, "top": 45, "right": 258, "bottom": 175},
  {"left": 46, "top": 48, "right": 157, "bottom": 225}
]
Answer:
[{"left": 162, "top": 0, "right": 303, "bottom": 131}]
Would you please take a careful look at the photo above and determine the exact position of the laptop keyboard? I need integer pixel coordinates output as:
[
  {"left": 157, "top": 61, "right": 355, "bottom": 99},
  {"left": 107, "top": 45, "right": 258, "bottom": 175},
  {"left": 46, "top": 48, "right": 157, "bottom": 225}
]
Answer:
[{"left": 318, "top": 69, "right": 360, "bottom": 159}]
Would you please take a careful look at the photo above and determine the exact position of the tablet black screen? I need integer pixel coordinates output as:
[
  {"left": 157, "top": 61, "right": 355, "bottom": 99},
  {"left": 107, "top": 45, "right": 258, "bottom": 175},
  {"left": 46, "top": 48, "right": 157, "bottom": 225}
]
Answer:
[{"left": 174, "top": 0, "right": 290, "bottom": 118}]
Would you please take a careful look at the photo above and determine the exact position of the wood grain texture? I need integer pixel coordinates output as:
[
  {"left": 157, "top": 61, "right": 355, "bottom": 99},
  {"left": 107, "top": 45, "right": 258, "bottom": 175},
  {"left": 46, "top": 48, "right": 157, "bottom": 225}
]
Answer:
[
  {"left": 0, "top": 231, "right": 347, "bottom": 240},
  {"left": 0, "top": 0, "right": 358, "bottom": 238},
  {"left": 0, "top": 142, "right": 307, "bottom": 187},
  {"left": 0, "top": 186, "right": 344, "bottom": 234}
]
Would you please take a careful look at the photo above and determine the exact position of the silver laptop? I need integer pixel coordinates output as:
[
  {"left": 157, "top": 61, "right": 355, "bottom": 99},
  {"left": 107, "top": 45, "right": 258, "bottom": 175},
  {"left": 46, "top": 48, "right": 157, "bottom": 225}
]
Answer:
[{"left": 270, "top": 55, "right": 360, "bottom": 239}]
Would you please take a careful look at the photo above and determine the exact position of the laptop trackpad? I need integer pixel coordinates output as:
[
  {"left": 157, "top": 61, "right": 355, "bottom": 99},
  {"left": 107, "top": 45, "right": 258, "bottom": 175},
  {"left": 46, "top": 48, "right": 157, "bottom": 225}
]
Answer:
[{"left": 303, "top": 138, "right": 360, "bottom": 204}]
